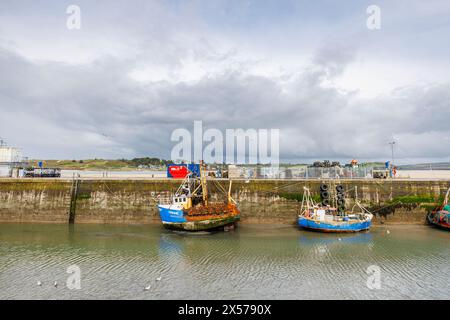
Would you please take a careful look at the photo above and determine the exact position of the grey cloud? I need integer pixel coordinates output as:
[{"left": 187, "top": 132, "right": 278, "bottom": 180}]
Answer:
[{"left": 1, "top": 41, "right": 450, "bottom": 162}]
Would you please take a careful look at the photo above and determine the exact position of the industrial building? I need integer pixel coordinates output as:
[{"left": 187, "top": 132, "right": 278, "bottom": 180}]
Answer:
[{"left": 0, "top": 138, "right": 26, "bottom": 177}]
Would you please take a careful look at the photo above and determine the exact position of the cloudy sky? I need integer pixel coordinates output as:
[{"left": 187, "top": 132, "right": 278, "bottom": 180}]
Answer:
[{"left": 1, "top": 0, "right": 450, "bottom": 164}]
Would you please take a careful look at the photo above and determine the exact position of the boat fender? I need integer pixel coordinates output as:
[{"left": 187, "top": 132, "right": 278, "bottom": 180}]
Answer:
[{"left": 321, "top": 191, "right": 329, "bottom": 199}]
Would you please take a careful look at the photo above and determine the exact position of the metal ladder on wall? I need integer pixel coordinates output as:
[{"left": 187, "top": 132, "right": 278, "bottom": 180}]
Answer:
[{"left": 69, "top": 176, "right": 80, "bottom": 224}]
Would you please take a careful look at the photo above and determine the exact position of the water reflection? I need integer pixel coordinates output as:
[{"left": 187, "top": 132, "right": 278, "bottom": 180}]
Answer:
[
  {"left": 0, "top": 223, "right": 448, "bottom": 299},
  {"left": 298, "top": 232, "right": 373, "bottom": 246},
  {"left": 158, "top": 233, "right": 183, "bottom": 257}
]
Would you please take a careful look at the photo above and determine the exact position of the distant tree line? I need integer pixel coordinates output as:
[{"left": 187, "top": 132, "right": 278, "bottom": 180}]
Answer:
[{"left": 121, "top": 157, "right": 174, "bottom": 167}]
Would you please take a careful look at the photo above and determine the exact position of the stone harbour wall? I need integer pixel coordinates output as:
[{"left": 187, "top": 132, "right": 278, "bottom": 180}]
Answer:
[{"left": 0, "top": 178, "right": 449, "bottom": 225}]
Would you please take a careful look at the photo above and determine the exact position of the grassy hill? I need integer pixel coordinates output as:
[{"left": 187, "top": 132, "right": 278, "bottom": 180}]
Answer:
[{"left": 30, "top": 159, "right": 139, "bottom": 171}]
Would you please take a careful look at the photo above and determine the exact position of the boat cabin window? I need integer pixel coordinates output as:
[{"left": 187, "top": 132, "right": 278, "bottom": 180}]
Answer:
[{"left": 174, "top": 196, "right": 187, "bottom": 203}]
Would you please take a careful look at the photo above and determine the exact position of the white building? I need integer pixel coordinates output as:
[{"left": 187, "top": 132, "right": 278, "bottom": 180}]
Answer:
[
  {"left": 0, "top": 146, "right": 22, "bottom": 163},
  {"left": 0, "top": 145, "right": 24, "bottom": 177}
]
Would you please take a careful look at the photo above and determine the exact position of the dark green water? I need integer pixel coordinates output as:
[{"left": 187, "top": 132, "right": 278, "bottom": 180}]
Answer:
[{"left": 0, "top": 223, "right": 449, "bottom": 299}]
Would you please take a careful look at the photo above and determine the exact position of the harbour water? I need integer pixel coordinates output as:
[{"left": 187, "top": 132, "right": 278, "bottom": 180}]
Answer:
[{"left": 0, "top": 223, "right": 449, "bottom": 299}]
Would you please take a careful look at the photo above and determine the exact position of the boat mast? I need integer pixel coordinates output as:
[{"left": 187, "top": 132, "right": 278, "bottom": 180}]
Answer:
[
  {"left": 444, "top": 187, "right": 450, "bottom": 206},
  {"left": 301, "top": 187, "right": 311, "bottom": 215},
  {"left": 200, "top": 160, "right": 208, "bottom": 206},
  {"left": 228, "top": 180, "right": 234, "bottom": 204}
]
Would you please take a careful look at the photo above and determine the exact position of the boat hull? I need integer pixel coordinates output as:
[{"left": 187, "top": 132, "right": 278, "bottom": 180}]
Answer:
[
  {"left": 427, "top": 211, "right": 450, "bottom": 230},
  {"left": 297, "top": 216, "right": 371, "bottom": 233},
  {"left": 158, "top": 205, "right": 187, "bottom": 223},
  {"left": 158, "top": 205, "right": 240, "bottom": 231},
  {"left": 162, "top": 215, "right": 240, "bottom": 231}
]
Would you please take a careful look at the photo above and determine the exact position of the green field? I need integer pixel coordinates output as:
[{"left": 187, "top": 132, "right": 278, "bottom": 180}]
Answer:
[
  {"left": 29, "top": 159, "right": 141, "bottom": 171},
  {"left": 27, "top": 157, "right": 174, "bottom": 171}
]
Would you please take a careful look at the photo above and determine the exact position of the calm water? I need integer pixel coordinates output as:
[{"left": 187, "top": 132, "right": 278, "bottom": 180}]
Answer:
[{"left": 0, "top": 223, "right": 449, "bottom": 300}]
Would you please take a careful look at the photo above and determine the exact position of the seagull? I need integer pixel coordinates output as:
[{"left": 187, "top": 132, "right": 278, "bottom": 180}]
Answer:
[
  {"left": 54, "top": 281, "right": 58, "bottom": 287},
  {"left": 386, "top": 230, "right": 390, "bottom": 234},
  {"left": 338, "top": 238, "right": 342, "bottom": 241},
  {"left": 144, "top": 285, "right": 151, "bottom": 291},
  {"left": 37, "top": 281, "right": 42, "bottom": 286},
  {"left": 156, "top": 277, "right": 162, "bottom": 282}
]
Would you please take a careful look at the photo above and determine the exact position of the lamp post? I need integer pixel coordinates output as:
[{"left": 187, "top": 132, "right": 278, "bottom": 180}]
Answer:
[
  {"left": 388, "top": 141, "right": 396, "bottom": 178},
  {"left": 388, "top": 141, "right": 395, "bottom": 167}
]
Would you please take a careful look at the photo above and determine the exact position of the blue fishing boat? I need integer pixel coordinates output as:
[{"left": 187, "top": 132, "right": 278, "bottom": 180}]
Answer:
[
  {"left": 157, "top": 162, "right": 240, "bottom": 231},
  {"left": 297, "top": 186, "right": 373, "bottom": 233}
]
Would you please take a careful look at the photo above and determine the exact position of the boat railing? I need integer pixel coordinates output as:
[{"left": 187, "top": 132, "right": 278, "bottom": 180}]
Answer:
[{"left": 157, "top": 195, "right": 172, "bottom": 205}]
